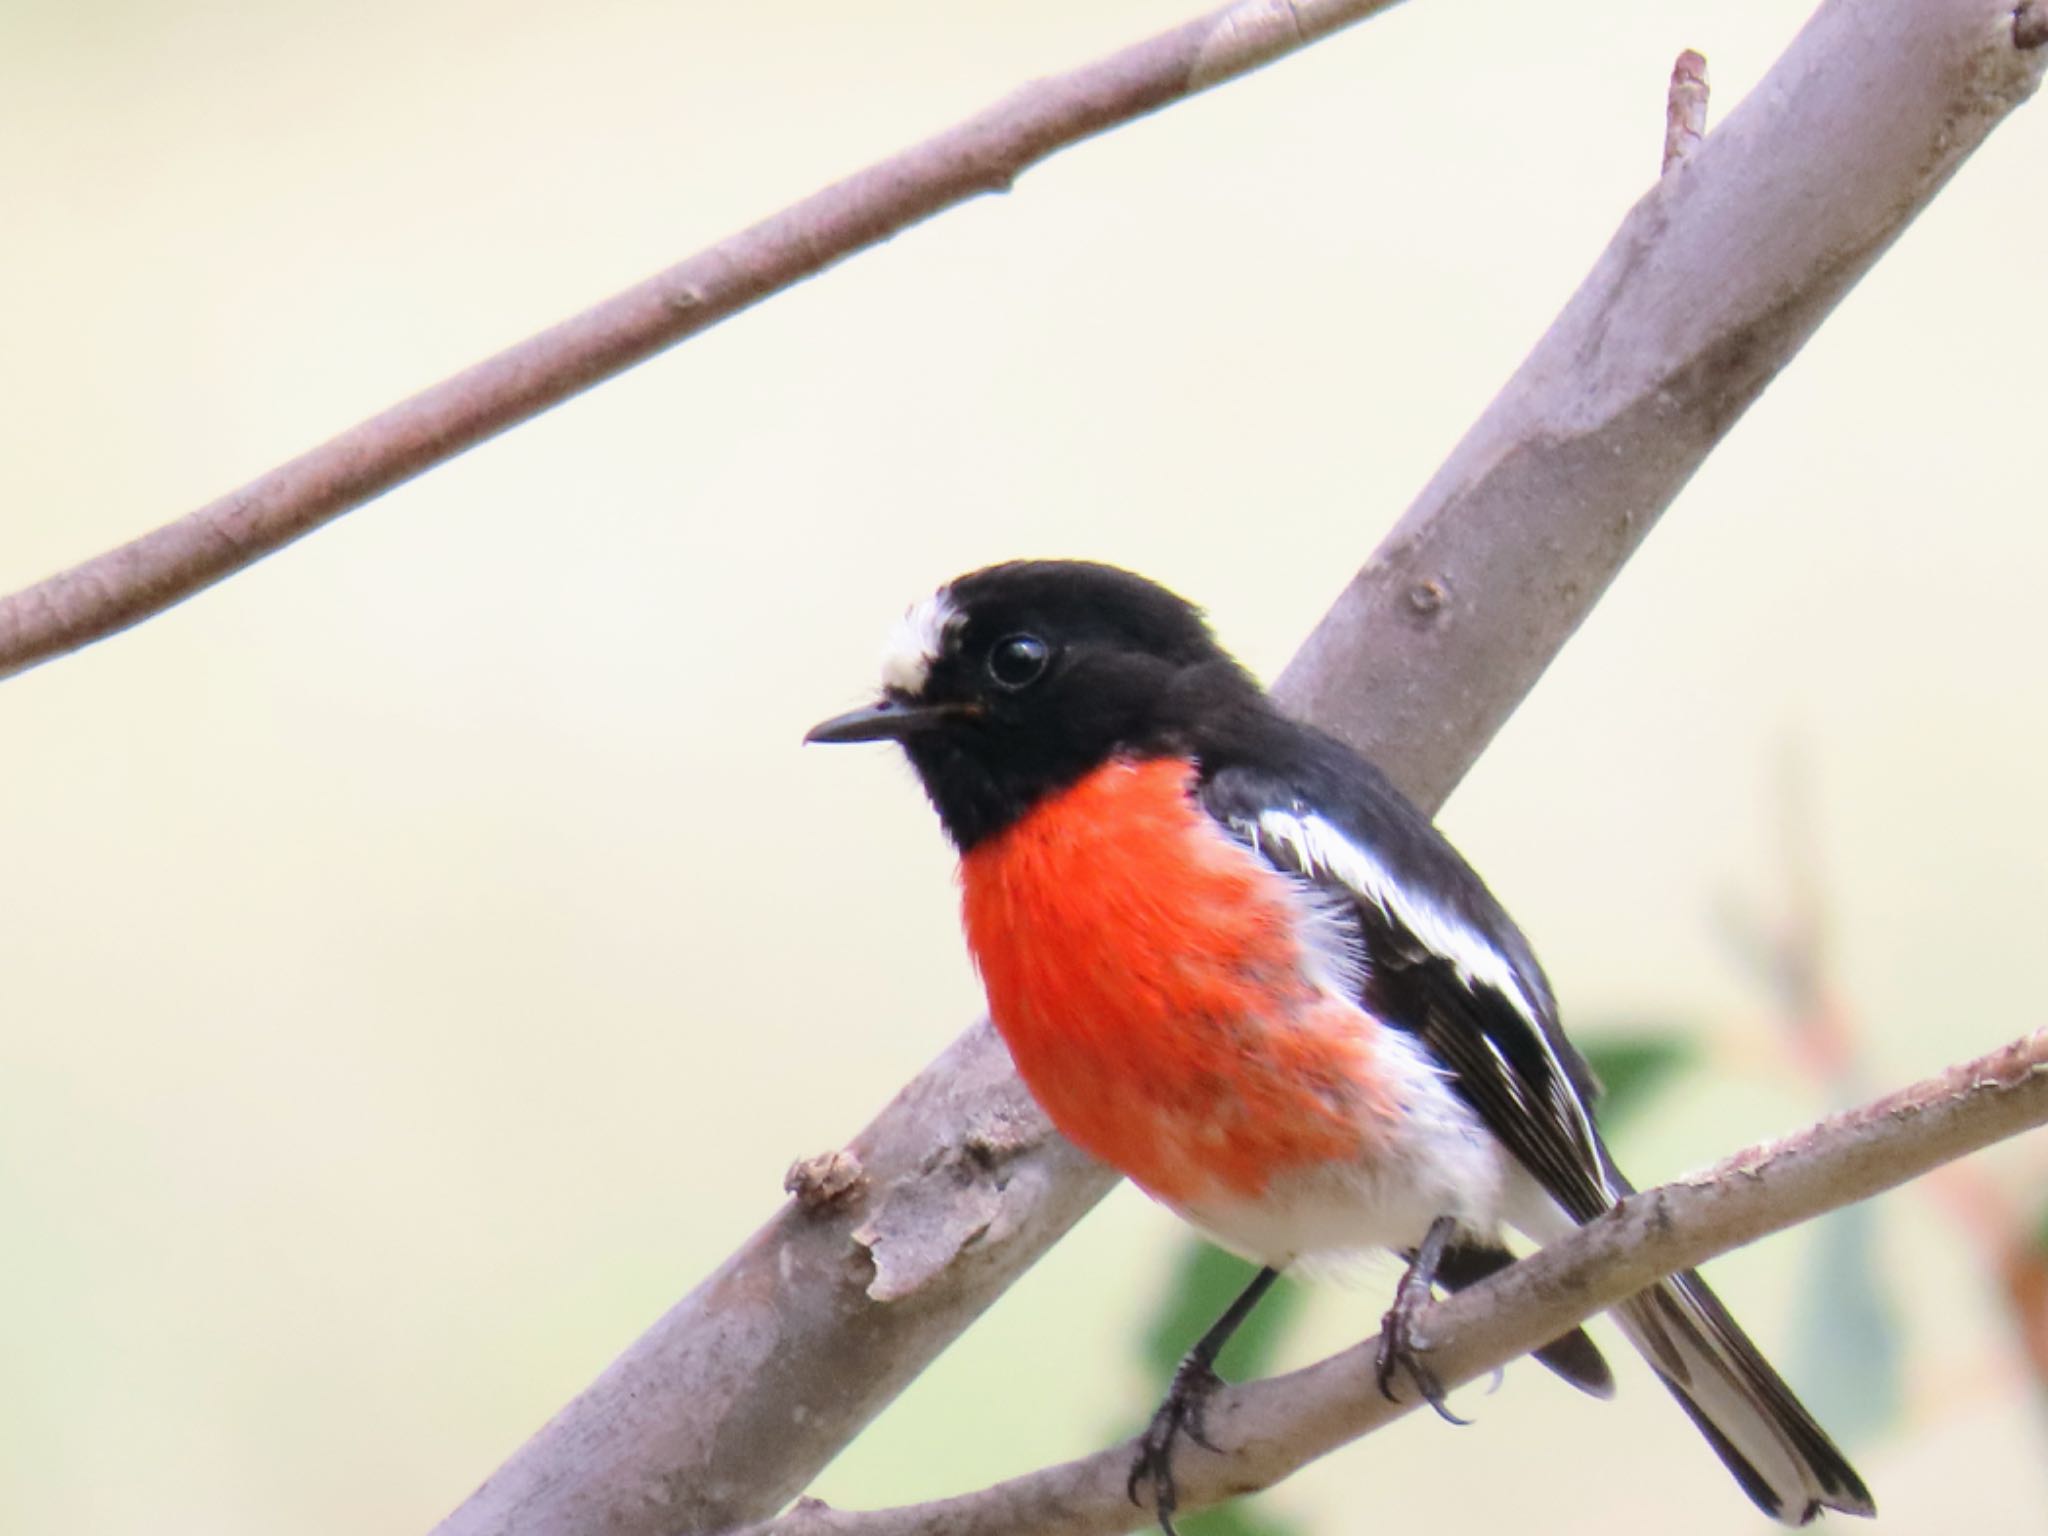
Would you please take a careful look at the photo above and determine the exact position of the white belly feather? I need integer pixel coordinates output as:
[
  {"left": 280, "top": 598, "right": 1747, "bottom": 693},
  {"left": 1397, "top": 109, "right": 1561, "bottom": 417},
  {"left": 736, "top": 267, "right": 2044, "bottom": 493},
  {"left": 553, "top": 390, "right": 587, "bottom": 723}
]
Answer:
[{"left": 1174, "top": 1020, "right": 1546, "bottom": 1270}]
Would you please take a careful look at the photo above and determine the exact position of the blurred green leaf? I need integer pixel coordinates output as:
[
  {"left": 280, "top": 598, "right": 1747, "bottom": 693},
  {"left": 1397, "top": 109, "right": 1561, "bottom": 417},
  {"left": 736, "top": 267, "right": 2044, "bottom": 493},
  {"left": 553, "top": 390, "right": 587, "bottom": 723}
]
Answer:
[
  {"left": 1135, "top": 1241, "right": 1307, "bottom": 1536},
  {"left": 1788, "top": 1200, "right": 1902, "bottom": 1440},
  {"left": 1141, "top": 1240, "right": 1302, "bottom": 1383},
  {"left": 1579, "top": 1031, "right": 1699, "bottom": 1135},
  {"left": 2033, "top": 1196, "right": 2048, "bottom": 1257},
  {"left": 1168, "top": 1497, "right": 1303, "bottom": 1536}
]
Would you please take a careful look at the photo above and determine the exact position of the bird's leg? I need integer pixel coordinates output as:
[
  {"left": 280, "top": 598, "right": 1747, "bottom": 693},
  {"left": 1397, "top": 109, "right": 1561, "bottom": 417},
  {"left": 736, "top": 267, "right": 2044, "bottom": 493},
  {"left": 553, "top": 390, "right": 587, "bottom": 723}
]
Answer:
[
  {"left": 1376, "top": 1214, "right": 1470, "bottom": 1426},
  {"left": 1127, "top": 1264, "right": 1281, "bottom": 1536}
]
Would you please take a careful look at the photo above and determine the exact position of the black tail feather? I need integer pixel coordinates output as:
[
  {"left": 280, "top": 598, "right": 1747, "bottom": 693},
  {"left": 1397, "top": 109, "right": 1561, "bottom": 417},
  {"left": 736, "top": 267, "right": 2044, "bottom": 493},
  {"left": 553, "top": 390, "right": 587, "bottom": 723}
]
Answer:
[
  {"left": 1616, "top": 1268, "right": 1875, "bottom": 1524},
  {"left": 1426, "top": 1238, "right": 1615, "bottom": 1399}
]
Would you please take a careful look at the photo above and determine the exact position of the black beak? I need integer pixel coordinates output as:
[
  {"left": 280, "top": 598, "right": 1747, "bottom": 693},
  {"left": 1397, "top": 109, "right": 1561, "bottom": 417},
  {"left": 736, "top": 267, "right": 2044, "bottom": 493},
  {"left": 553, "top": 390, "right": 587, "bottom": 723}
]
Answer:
[{"left": 804, "top": 697, "right": 970, "bottom": 745}]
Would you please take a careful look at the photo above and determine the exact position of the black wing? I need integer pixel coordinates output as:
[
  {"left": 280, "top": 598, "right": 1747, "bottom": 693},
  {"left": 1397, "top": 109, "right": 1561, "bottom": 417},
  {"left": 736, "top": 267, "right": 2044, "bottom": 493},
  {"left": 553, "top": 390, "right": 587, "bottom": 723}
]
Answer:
[{"left": 1198, "top": 735, "right": 1620, "bottom": 1225}]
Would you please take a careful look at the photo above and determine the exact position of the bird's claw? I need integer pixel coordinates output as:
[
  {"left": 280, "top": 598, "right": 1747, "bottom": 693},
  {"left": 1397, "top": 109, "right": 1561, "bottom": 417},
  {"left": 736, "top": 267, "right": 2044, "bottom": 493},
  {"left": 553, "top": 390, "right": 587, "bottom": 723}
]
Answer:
[
  {"left": 1375, "top": 1261, "right": 1471, "bottom": 1427},
  {"left": 1127, "top": 1358, "right": 1226, "bottom": 1536}
]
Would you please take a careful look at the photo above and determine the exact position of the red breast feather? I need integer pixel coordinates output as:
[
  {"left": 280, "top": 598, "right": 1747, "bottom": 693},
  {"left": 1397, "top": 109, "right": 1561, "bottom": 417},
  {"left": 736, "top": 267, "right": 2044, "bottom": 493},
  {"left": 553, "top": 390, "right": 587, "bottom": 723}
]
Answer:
[{"left": 959, "top": 758, "right": 1388, "bottom": 1205}]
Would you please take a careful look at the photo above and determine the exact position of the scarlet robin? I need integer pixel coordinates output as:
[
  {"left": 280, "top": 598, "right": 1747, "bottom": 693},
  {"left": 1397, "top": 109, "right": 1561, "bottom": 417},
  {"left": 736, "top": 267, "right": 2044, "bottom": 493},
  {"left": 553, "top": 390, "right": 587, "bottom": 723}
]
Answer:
[{"left": 807, "top": 560, "right": 1871, "bottom": 1530}]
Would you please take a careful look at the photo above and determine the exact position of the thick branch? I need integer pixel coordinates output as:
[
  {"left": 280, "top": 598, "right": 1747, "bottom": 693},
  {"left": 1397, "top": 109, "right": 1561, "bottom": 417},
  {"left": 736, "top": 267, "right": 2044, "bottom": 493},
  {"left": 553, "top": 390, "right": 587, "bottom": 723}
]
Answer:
[
  {"left": 738, "top": 1030, "right": 2048, "bottom": 1536},
  {"left": 1275, "top": 0, "right": 2045, "bottom": 799},
  {"left": 430, "top": 5, "right": 2045, "bottom": 1534},
  {"left": 0, "top": 0, "right": 1407, "bottom": 683}
]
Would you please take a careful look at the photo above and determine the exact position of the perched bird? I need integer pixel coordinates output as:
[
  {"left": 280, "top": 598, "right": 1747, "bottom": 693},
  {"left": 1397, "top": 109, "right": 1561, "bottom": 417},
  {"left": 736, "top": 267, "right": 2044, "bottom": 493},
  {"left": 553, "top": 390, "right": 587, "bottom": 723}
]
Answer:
[{"left": 806, "top": 560, "right": 1872, "bottom": 1531}]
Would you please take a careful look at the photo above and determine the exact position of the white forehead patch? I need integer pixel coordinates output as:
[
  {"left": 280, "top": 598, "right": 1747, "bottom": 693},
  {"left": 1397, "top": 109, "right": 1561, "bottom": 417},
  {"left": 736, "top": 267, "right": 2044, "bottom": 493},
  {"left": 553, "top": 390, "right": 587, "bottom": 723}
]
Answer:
[{"left": 879, "top": 589, "right": 960, "bottom": 696}]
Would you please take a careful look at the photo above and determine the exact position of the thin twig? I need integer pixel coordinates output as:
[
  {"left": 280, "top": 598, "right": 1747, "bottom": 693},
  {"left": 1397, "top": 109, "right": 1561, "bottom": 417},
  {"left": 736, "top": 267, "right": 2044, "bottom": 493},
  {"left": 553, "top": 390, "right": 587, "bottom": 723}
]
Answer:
[
  {"left": 0, "top": 0, "right": 1410, "bottom": 684},
  {"left": 1664, "top": 48, "right": 1711, "bottom": 172},
  {"left": 733, "top": 1031, "right": 2048, "bottom": 1536}
]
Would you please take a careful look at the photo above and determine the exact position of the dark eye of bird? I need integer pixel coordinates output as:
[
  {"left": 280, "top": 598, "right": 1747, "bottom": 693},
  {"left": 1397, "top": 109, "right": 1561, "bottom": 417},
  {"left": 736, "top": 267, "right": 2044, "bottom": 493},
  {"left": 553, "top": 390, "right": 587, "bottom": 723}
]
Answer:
[{"left": 986, "top": 633, "right": 1050, "bottom": 691}]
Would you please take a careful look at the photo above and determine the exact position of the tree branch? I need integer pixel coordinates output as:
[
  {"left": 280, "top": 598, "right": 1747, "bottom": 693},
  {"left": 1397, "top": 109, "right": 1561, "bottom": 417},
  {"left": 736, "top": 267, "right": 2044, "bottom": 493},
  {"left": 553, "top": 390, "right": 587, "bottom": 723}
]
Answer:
[
  {"left": 736, "top": 1030, "right": 2048, "bottom": 1536},
  {"left": 0, "top": 0, "right": 1409, "bottom": 684},
  {"left": 1276, "top": 0, "right": 2044, "bottom": 799},
  {"left": 1662, "top": 48, "right": 1710, "bottom": 173},
  {"left": 429, "top": 5, "right": 2045, "bottom": 1534}
]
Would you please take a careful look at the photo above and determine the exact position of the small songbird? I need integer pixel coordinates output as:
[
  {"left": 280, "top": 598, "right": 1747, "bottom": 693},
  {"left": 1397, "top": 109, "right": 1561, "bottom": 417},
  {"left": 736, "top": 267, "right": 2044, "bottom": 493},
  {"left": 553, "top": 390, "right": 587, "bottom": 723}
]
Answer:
[{"left": 806, "top": 560, "right": 1871, "bottom": 1530}]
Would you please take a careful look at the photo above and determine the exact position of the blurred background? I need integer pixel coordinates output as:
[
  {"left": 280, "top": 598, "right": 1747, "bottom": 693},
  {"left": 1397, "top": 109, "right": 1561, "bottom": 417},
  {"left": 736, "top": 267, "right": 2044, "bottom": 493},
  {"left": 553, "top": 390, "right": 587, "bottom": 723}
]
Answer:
[{"left": 2, "top": 0, "right": 2044, "bottom": 1531}]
